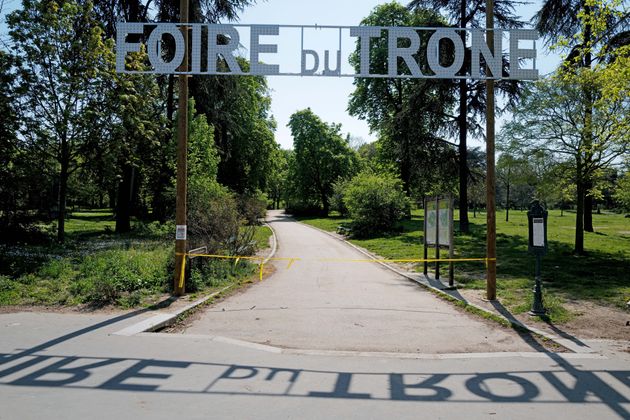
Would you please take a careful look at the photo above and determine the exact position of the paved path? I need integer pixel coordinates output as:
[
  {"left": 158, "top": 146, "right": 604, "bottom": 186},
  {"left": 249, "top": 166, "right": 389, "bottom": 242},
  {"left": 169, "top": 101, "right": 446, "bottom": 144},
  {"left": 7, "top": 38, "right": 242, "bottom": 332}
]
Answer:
[
  {"left": 185, "top": 210, "right": 536, "bottom": 353},
  {"left": 1, "top": 311, "right": 629, "bottom": 419},
  {"left": 3, "top": 211, "right": 630, "bottom": 418}
]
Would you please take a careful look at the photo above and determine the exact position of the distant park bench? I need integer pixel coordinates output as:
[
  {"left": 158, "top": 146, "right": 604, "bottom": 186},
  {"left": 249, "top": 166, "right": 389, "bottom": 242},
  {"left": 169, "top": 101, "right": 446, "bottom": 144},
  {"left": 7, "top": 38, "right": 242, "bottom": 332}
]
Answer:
[{"left": 336, "top": 224, "right": 352, "bottom": 236}]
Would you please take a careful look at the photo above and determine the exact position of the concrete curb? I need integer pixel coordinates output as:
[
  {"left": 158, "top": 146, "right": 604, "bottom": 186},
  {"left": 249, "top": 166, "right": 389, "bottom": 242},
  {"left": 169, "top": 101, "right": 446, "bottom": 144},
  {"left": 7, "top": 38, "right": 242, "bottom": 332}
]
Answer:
[
  {"left": 113, "top": 223, "right": 279, "bottom": 337},
  {"left": 143, "top": 332, "right": 608, "bottom": 360},
  {"left": 297, "top": 220, "right": 594, "bottom": 355}
]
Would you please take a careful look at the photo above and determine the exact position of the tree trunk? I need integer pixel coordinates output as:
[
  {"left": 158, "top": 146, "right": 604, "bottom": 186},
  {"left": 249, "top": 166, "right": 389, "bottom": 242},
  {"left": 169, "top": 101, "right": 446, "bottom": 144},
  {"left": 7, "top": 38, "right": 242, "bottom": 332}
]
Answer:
[
  {"left": 57, "top": 140, "right": 69, "bottom": 243},
  {"left": 321, "top": 193, "right": 330, "bottom": 217},
  {"left": 582, "top": 9, "right": 594, "bottom": 234},
  {"left": 505, "top": 182, "right": 510, "bottom": 222},
  {"left": 575, "top": 161, "right": 585, "bottom": 255},
  {"left": 116, "top": 163, "right": 134, "bottom": 233},
  {"left": 457, "top": 0, "right": 469, "bottom": 234},
  {"left": 166, "top": 74, "right": 175, "bottom": 122}
]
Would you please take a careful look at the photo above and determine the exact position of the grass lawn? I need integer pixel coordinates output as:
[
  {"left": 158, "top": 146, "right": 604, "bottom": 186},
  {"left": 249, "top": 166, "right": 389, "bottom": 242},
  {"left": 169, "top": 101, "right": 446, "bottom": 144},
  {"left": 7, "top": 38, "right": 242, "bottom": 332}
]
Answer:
[
  {"left": 297, "top": 209, "right": 630, "bottom": 322},
  {"left": 253, "top": 224, "right": 273, "bottom": 250},
  {"left": 0, "top": 210, "right": 273, "bottom": 308}
]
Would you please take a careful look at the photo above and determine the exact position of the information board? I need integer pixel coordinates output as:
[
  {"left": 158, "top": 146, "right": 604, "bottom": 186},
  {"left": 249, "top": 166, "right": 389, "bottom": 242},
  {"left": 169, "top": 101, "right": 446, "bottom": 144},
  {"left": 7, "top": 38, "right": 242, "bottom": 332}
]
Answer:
[
  {"left": 425, "top": 200, "right": 437, "bottom": 245},
  {"left": 532, "top": 218, "right": 544, "bottom": 247}
]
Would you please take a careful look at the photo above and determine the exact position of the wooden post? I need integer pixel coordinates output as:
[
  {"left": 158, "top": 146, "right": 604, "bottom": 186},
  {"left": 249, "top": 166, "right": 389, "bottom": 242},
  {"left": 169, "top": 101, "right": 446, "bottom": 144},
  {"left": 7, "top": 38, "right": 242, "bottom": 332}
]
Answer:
[
  {"left": 423, "top": 197, "right": 428, "bottom": 276},
  {"left": 435, "top": 196, "right": 440, "bottom": 280},
  {"left": 173, "top": 0, "right": 189, "bottom": 296},
  {"left": 449, "top": 194, "right": 455, "bottom": 287},
  {"left": 485, "top": 0, "right": 497, "bottom": 300}
]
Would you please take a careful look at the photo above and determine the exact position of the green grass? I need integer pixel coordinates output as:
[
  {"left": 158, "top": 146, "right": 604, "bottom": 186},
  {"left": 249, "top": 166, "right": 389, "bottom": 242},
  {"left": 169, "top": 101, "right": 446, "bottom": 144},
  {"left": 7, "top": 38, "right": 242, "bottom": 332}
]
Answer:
[
  {"left": 253, "top": 224, "right": 274, "bottom": 249},
  {"left": 62, "top": 209, "right": 116, "bottom": 234},
  {"left": 297, "top": 209, "right": 630, "bottom": 322},
  {"left": 1, "top": 210, "right": 274, "bottom": 308}
]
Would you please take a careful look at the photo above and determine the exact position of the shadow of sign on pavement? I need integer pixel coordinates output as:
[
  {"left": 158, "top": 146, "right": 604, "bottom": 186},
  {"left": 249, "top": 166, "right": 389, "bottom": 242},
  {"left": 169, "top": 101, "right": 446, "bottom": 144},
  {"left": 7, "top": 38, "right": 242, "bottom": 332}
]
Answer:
[{"left": 0, "top": 351, "right": 629, "bottom": 418}]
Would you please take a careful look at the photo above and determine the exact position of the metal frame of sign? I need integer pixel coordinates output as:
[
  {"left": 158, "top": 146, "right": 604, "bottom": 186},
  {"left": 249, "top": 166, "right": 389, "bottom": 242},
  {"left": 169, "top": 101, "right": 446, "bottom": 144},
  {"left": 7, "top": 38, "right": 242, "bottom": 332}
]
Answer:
[
  {"left": 116, "top": 23, "right": 539, "bottom": 80},
  {"left": 423, "top": 195, "right": 455, "bottom": 286}
]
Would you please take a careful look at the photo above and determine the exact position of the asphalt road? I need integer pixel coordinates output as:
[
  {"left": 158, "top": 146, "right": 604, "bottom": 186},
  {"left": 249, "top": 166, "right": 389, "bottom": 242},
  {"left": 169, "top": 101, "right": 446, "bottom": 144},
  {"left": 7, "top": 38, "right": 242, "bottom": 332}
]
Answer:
[
  {"left": 185, "top": 210, "right": 536, "bottom": 353},
  {"left": 1, "top": 311, "right": 630, "bottom": 419},
  {"left": 2, "top": 211, "right": 630, "bottom": 418}
]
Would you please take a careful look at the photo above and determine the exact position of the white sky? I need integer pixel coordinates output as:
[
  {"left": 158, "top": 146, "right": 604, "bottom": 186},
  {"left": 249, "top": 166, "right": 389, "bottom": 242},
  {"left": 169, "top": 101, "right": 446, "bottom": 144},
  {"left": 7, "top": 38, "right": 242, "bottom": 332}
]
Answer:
[{"left": 1, "top": 0, "right": 562, "bottom": 150}]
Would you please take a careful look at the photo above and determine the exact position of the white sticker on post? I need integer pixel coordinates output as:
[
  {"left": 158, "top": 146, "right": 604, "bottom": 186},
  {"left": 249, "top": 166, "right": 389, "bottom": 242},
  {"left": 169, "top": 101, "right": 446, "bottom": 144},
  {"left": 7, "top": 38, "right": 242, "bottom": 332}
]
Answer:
[
  {"left": 176, "top": 225, "right": 187, "bottom": 241},
  {"left": 532, "top": 218, "right": 544, "bottom": 247}
]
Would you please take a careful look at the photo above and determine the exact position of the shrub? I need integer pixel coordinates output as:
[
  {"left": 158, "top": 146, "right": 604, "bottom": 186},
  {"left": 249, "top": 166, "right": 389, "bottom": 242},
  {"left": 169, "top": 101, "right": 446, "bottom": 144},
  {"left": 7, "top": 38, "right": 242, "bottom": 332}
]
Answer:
[
  {"left": 237, "top": 191, "right": 268, "bottom": 225},
  {"left": 343, "top": 171, "right": 410, "bottom": 237},
  {"left": 331, "top": 178, "right": 350, "bottom": 216},
  {"left": 80, "top": 246, "right": 170, "bottom": 306},
  {"left": 188, "top": 180, "right": 240, "bottom": 253}
]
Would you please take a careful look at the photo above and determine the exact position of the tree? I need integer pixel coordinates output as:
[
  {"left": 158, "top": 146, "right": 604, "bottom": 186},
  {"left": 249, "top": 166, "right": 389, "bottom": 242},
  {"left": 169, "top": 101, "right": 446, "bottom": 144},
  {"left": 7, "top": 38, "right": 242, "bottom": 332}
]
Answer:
[
  {"left": 502, "top": 74, "right": 629, "bottom": 254},
  {"left": 343, "top": 170, "right": 410, "bottom": 237},
  {"left": 348, "top": 3, "right": 457, "bottom": 201},
  {"left": 266, "top": 148, "right": 290, "bottom": 210},
  {"left": 194, "top": 62, "right": 278, "bottom": 194},
  {"left": 534, "top": 0, "right": 629, "bottom": 231},
  {"left": 287, "top": 109, "right": 359, "bottom": 215},
  {"left": 408, "top": 0, "right": 524, "bottom": 233},
  {"left": 106, "top": 46, "right": 168, "bottom": 232},
  {"left": 466, "top": 147, "right": 486, "bottom": 218},
  {"left": 8, "top": 0, "right": 114, "bottom": 242},
  {"left": 614, "top": 170, "right": 630, "bottom": 212},
  {"left": 0, "top": 50, "right": 20, "bottom": 228}
]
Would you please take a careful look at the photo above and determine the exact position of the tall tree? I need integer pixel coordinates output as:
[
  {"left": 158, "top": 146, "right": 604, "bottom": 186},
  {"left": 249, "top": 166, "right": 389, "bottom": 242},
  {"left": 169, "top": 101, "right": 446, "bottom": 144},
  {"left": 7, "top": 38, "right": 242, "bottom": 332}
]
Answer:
[
  {"left": 534, "top": 0, "right": 629, "bottom": 232},
  {"left": 109, "top": 49, "right": 167, "bottom": 231},
  {"left": 0, "top": 50, "right": 20, "bottom": 229},
  {"left": 502, "top": 73, "right": 629, "bottom": 254},
  {"left": 8, "top": 0, "right": 114, "bottom": 242},
  {"left": 408, "top": 0, "right": 524, "bottom": 233},
  {"left": 348, "top": 3, "right": 457, "bottom": 199},
  {"left": 287, "top": 109, "right": 359, "bottom": 215},
  {"left": 193, "top": 61, "right": 278, "bottom": 194}
]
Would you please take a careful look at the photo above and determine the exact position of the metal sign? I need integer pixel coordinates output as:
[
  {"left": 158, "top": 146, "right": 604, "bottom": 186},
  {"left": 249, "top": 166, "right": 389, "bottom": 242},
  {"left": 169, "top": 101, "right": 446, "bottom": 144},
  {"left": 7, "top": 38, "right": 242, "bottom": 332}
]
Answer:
[
  {"left": 527, "top": 201, "right": 548, "bottom": 255},
  {"left": 116, "top": 23, "right": 539, "bottom": 80},
  {"left": 175, "top": 225, "right": 187, "bottom": 241}
]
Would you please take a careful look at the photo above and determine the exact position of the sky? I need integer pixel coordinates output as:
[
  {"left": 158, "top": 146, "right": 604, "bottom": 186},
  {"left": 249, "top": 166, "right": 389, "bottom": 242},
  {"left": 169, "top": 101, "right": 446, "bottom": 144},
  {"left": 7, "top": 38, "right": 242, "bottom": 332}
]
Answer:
[
  {"left": 0, "top": 0, "right": 563, "bottom": 149},
  {"left": 238, "top": 0, "right": 562, "bottom": 149}
]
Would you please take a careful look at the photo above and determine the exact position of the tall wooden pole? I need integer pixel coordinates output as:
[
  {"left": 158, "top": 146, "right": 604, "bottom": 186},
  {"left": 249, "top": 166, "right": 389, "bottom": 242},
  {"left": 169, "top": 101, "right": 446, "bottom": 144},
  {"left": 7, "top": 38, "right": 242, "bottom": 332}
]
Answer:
[
  {"left": 485, "top": 0, "right": 497, "bottom": 300},
  {"left": 174, "top": 0, "right": 189, "bottom": 296}
]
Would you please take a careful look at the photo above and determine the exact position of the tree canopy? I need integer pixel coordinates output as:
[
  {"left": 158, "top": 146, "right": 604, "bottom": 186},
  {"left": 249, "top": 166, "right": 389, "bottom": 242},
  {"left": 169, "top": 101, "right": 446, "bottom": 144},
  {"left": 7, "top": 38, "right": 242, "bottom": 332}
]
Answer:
[{"left": 286, "top": 109, "right": 359, "bottom": 215}]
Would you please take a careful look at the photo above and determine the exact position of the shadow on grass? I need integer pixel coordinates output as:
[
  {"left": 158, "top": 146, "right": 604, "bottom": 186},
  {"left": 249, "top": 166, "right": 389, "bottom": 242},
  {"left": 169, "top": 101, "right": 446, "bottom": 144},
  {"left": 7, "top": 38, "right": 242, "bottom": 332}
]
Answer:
[
  {"left": 454, "top": 220, "right": 629, "bottom": 307},
  {"left": 68, "top": 214, "right": 115, "bottom": 223}
]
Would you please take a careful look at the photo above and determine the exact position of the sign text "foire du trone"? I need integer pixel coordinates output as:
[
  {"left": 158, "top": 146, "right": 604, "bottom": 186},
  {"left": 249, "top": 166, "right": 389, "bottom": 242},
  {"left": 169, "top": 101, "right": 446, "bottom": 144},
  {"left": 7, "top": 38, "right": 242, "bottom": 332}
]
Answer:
[{"left": 116, "top": 23, "right": 539, "bottom": 80}]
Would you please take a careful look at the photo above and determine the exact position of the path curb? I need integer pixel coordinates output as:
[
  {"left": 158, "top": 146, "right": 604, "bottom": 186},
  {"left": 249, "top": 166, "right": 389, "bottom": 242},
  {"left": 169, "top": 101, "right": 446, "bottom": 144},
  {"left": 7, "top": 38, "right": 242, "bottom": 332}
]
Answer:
[
  {"left": 297, "top": 219, "right": 594, "bottom": 354},
  {"left": 114, "top": 222, "right": 278, "bottom": 337}
]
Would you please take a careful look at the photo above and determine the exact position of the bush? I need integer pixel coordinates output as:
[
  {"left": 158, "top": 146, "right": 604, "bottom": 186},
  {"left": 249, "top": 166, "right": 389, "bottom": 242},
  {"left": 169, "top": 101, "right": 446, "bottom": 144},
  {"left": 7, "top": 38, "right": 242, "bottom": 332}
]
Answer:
[
  {"left": 343, "top": 171, "right": 410, "bottom": 237},
  {"left": 237, "top": 191, "right": 268, "bottom": 225},
  {"left": 285, "top": 200, "right": 325, "bottom": 216},
  {"left": 80, "top": 247, "right": 170, "bottom": 306},
  {"left": 188, "top": 180, "right": 240, "bottom": 253},
  {"left": 331, "top": 178, "right": 350, "bottom": 216}
]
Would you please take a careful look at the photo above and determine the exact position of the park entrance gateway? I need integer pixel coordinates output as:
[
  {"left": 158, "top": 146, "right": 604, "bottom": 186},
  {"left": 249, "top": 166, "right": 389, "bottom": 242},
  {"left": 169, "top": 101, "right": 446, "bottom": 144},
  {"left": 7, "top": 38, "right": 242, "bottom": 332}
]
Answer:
[
  {"left": 115, "top": 16, "right": 540, "bottom": 296},
  {"left": 117, "top": 23, "right": 538, "bottom": 80}
]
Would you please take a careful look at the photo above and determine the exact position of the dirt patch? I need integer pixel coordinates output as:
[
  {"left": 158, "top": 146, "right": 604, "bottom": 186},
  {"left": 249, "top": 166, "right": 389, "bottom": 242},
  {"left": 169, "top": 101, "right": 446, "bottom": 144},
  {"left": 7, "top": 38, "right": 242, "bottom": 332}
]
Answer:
[
  {"left": 459, "top": 289, "right": 630, "bottom": 342},
  {"left": 162, "top": 264, "right": 277, "bottom": 334}
]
